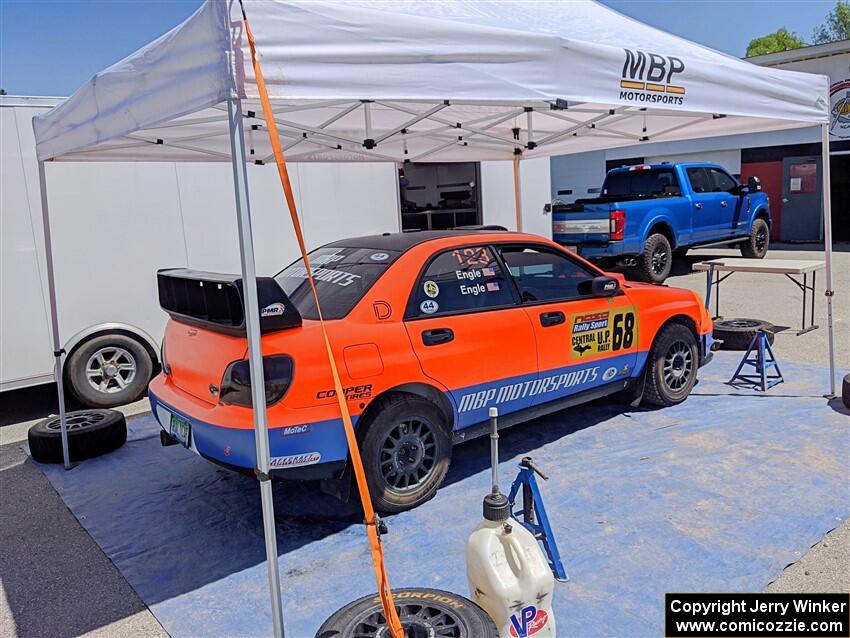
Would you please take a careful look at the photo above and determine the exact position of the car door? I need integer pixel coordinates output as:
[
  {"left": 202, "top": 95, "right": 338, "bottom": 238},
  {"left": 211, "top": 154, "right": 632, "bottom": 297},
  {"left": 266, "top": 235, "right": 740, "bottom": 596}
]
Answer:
[
  {"left": 687, "top": 167, "right": 728, "bottom": 242},
  {"left": 497, "top": 244, "right": 639, "bottom": 407},
  {"left": 404, "top": 244, "right": 538, "bottom": 430},
  {"left": 706, "top": 167, "right": 742, "bottom": 237}
]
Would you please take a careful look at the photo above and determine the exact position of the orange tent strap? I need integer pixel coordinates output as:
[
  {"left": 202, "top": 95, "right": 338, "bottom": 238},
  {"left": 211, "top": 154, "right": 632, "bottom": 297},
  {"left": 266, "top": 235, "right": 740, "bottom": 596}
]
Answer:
[{"left": 240, "top": 8, "right": 404, "bottom": 638}]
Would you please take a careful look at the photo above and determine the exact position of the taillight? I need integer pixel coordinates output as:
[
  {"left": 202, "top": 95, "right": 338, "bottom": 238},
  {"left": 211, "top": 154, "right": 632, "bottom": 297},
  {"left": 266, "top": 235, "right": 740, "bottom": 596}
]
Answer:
[
  {"left": 219, "top": 355, "right": 294, "bottom": 407},
  {"left": 610, "top": 209, "right": 626, "bottom": 241}
]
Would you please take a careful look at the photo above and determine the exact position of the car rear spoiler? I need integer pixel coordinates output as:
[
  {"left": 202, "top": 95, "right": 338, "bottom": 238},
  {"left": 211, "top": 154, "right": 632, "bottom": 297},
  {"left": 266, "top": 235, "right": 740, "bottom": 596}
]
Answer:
[{"left": 156, "top": 268, "right": 302, "bottom": 336}]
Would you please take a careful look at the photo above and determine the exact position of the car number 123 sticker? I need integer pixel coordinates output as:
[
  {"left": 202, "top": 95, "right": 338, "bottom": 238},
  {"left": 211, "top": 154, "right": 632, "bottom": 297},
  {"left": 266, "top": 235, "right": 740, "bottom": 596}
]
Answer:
[{"left": 570, "top": 307, "right": 636, "bottom": 359}]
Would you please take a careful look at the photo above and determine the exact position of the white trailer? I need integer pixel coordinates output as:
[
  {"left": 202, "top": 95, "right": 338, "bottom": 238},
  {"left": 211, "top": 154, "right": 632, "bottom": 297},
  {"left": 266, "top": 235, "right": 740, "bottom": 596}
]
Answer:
[{"left": 1, "top": 96, "right": 551, "bottom": 407}]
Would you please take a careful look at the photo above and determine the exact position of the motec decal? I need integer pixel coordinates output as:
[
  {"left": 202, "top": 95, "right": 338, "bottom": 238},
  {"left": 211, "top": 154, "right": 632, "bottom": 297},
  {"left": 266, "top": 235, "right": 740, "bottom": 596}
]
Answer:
[
  {"left": 509, "top": 605, "right": 549, "bottom": 637},
  {"left": 620, "top": 49, "right": 686, "bottom": 106},
  {"left": 571, "top": 307, "right": 636, "bottom": 359}
]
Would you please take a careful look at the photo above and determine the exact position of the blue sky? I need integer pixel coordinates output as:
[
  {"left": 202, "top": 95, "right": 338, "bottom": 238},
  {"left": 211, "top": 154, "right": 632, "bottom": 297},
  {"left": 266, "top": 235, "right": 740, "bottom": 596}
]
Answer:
[{"left": 0, "top": 0, "right": 837, "bottom": 96}]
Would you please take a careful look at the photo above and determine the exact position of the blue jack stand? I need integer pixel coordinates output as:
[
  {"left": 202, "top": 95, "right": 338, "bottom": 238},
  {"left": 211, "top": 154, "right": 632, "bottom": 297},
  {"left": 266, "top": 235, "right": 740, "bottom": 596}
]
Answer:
[
  {"left": 728, "top": 330, "right": 784, "bottom": 391},
  {"left": 507, "top": 457, "right": 568, "bottom": 582}
]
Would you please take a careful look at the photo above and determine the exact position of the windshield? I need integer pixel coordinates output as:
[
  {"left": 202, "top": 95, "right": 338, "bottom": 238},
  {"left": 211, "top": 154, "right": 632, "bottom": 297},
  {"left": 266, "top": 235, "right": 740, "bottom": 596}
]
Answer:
[
  {"left": 274, "top": 246, "right": 400, "bottom": 320},
  {"left": 602, "top": 168, "right": 680, "bottom": 199}
]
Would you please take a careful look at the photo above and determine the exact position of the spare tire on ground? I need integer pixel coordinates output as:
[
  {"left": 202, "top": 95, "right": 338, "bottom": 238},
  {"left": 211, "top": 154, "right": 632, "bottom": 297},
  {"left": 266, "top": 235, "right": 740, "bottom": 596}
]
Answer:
[
  {"left": 28, "top": 409, "right": 126, "bottom": 464},
  {"left": 713, "top": 318, "right": 775, "bottom": 351},
  {"left": 316, "top": 588, "right": 498, "bottom": 638}
]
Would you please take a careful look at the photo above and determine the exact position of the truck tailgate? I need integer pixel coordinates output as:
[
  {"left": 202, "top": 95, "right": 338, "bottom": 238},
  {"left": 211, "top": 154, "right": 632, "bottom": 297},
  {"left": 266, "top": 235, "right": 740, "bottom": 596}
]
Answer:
[{"left": 552, "top": 205, "right": 611, "bottom": 244}]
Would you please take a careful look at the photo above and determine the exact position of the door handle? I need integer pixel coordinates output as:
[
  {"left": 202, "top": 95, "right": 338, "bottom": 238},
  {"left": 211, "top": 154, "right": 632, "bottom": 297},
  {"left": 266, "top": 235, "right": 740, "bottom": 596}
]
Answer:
[
  {"left": 694, "top": 202, "right": 703, "bottom": 209},
  {"left": 421, "top": 328, "right": 454, "bottom": 346},
  {"left": 539, "top": 311, "right": 565, "bottom": 327},
  {"left": 720, "top": 200, "right": 728, "bottom": 207}
]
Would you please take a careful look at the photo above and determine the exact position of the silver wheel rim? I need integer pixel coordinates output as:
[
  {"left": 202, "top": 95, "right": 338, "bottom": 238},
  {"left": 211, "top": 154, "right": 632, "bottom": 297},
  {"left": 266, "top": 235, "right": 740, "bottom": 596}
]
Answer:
[
  {"left": 85, "top": 346, "right": 137, "bottom": 394},
  {"left": 46, "top": 411, "right": 106, "bottom": 431},
  {"left": 662, "top": 340, "right": 694, "bottom": 392}
]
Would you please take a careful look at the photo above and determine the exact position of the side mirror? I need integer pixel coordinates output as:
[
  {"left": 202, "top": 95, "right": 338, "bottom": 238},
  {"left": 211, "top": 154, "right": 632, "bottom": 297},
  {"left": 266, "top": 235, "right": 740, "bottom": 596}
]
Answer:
[
  {"left": 543, "top": 203, "right": 552, "bottom": 214},
  {"left": 733, "top": 184, "right": 750, "bottom": 196},
  {"left": 747, "top": 176, "right": 761, "bottom": 192},
  {"left": 580, "top": 275, "right": 619, "bottom": 297}
]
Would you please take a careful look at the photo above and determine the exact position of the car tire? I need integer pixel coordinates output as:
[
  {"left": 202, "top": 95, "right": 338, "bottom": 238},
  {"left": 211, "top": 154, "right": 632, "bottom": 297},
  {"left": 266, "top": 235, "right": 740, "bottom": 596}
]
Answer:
[
  {"left": 643, "top": 323, "right": 699, "bottom": 407},
  {"left": 841, "top": 374, "right": 850, "bottom": 409},
  {"left": 316, "top": 587, "right": 498, "bottom": 638},
  {"left": 358, "top": 394, "right": 451, "bottom": 514},
  {"left": 740, "top": 218, "right": 770, "bottom": 259},
  {"left": 637, "top": 233, "right": 673, "bottom": 283},
  {"left": 28, "top": 409, "right": 127, "bottom": 464},
  {"left": 713, "top": 318, "right": 775, "bottom": 351},
  {"left": 66, "top": 334, "right": 153, "bottom": 408}
]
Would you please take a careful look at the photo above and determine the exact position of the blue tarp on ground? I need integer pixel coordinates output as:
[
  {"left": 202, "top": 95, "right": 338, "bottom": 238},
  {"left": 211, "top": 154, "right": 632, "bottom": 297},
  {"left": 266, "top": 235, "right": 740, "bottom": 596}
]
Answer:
[{"left": 35, "top": 352, "right": 849, "bottom": 637}]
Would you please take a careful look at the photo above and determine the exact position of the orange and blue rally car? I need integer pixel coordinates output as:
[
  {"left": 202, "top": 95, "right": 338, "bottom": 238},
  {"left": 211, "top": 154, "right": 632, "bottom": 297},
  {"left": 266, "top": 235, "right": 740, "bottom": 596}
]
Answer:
[{"left": 149, "top": 229, "right": 715, "bottom": 512}]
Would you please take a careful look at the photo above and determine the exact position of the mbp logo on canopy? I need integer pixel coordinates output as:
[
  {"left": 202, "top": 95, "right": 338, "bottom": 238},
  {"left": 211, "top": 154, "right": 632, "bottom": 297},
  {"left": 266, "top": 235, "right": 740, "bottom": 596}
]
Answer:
[{"left": 620, "top": 49, "right": 686, "bottom": 106}]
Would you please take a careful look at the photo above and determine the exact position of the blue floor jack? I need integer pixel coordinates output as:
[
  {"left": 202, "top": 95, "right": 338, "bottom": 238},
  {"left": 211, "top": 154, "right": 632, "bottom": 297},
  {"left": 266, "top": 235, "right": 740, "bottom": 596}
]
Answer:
[
  {"left": 507, "top": 456, "right": 569, "bottom": 582},
  {"left": 728, "top": 330, "right": 784, "bottom": 391}
]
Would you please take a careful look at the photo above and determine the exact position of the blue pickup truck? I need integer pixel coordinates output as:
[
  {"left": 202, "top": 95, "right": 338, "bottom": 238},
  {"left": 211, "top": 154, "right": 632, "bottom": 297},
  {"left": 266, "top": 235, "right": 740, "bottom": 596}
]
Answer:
[{"left": 551, "top": 163, "right": 771, "bottom": 283}]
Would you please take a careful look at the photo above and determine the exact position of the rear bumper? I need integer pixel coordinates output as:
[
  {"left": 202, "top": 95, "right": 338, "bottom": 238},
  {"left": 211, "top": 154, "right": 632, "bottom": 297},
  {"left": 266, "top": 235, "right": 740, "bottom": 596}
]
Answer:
[
  {"left": 148, "top": 376, "right": 353, "bottom": 479},
  {"left": 552, "top": 239, "right": 640, "bottom": 259}
]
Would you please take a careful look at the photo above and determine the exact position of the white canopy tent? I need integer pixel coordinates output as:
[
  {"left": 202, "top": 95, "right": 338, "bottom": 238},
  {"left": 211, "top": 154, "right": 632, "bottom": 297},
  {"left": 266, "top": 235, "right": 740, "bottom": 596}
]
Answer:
[{"left": 32, "top": 1, "right": 836, "bottom": 634}]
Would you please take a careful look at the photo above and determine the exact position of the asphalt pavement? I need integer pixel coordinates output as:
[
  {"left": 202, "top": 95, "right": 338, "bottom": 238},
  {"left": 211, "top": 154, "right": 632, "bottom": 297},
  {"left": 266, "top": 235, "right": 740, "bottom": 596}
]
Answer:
[{"left": 1, "top": 243, "right": 847, "bottom": 637}]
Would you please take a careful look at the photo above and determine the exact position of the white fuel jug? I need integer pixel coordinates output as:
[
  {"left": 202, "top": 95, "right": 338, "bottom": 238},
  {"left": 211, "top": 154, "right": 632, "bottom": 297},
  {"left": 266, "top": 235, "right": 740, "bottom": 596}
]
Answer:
[
  {"left": 466, "top": 408, "right": 556, "bottom": 638},
  {"left": 467, "top": 513, "right": 556, "bottom": 637}
]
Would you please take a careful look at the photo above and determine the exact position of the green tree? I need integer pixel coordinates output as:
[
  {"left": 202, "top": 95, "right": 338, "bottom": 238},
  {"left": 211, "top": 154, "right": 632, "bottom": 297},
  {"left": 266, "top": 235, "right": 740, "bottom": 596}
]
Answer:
[
  {"left": 746, "top": 28, "right": 806, "bottom": 57},
  {"left": 813, "top": 0, "right": 850, "bottom": 44}
]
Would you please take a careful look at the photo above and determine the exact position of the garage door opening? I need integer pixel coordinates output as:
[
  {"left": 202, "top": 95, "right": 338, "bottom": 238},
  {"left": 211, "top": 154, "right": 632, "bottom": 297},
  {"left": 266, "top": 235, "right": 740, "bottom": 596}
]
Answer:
[
  {"left": 398, "top": 162, "right": 481, "bottom": 231},
  {"left": 830, "top": 154, "right": 850, "bottom": 242}
]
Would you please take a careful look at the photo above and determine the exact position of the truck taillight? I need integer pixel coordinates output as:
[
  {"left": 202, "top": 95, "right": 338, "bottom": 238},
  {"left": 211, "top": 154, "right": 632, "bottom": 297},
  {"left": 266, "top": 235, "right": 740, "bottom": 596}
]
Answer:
[
  {"left": 219, "top": 355, "right": 294, "bottom": 407},
  {"left": 610, "top": 209, "right": 626, "bottom": 240}
]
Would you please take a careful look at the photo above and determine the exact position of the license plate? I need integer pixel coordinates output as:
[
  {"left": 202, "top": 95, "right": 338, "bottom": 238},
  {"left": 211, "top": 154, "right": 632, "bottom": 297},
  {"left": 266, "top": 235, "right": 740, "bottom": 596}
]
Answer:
[{"left": 169, "top": 413, "right": 191, "bottom": 447}]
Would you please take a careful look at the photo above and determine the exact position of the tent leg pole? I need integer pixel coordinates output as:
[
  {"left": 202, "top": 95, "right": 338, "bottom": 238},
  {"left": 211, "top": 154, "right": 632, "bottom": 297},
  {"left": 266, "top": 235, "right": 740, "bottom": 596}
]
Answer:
[
  {"left": 820, "top": 123, "right": 836, "bottom": 399},
  {"left": 37, "top": 160, "right": 71, "bottom": 470},
  {"left": 513, "top": 156, "right": 523, "bottom": 232},
  {"left": 227, "top": 96, "right": 286, "bottom": 638}
]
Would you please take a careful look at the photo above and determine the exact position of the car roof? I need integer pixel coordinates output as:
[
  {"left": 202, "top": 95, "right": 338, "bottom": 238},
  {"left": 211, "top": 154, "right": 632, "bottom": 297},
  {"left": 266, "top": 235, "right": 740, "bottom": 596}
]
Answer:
[{"left": 326, "top": 229, "right": 519, "bottom": 253}]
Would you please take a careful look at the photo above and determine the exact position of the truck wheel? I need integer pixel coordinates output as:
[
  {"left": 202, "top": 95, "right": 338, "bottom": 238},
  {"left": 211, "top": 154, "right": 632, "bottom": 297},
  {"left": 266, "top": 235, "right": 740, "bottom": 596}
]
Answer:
[
  {"left": 66, "top": 334, "right": 153, "bottom": 408},
  {"left": 358, "top": 394, "right": 451, "bottom": 514},
  {"left": 28, "top": 409, "right": 127, "bottom": 463},
  {"left": 638, "top": 233, "right": 673, "bottom": 283},
  {"left": 713, "top": 318, "right": 775, "bottom": 350},
  {"left": 740, "top": 218, "right": 769, "bottom": 258},
  {"left": 643, "top": 323, "right": 699, "bottom": 407},
  {"left": 316, "top": 588, "right": 498, "bottom": 638},
  {"left": 842, "top": 374, "right": 850, "bottom": 409}
]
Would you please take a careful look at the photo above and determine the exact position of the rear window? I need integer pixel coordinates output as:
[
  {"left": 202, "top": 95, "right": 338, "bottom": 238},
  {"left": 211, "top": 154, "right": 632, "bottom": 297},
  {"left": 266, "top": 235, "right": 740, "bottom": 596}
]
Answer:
[
  {"left": 603, "top": 168, "right": 679, "bottom": 199},
  {"left": 274, "top": 246, "right": 399, "bottom": 320}
]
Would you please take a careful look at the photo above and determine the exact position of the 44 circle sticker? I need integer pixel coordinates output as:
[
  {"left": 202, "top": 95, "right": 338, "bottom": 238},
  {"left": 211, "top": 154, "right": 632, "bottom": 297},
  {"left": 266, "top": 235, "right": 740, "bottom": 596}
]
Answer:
[
  {"left": 420, "top": 299, "right": 439, "bottom": 314},
  {"left": 570, "top": 307, "right": 637, "bottom": 359}
]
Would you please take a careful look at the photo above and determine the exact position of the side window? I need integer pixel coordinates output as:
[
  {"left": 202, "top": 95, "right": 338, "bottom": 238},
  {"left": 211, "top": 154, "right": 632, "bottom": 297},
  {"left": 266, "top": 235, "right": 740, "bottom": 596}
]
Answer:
[
  {"left": 498, "top": 246, "right": 596, "bottom": 303},
  {"left": 708, "top": 168, "right": 737, "bottom": 193},
  {"left": 686, "top": 167, "right": 711, "bottom": 194},
  {"left": 413, "top": 245, "right": 515, "bottom": 316}
]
